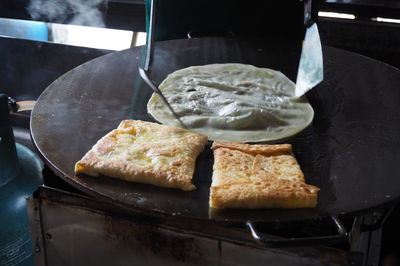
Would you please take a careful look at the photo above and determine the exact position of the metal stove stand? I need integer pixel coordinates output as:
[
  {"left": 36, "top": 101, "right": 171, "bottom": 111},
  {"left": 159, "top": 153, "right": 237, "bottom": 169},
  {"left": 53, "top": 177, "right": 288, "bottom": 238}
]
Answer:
[{"left": 26, "top": 167, "right": 393, "bottom": 266}]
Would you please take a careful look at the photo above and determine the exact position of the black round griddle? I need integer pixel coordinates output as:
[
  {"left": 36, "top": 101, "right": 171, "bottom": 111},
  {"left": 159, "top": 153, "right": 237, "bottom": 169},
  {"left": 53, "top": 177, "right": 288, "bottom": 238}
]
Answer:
[{"left": 31, "top": 37, "right": 400, "bottom": 223}]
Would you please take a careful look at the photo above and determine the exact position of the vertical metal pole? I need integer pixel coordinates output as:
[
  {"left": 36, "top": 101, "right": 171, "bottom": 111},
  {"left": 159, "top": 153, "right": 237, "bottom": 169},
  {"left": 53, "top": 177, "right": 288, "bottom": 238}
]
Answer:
[
  {"left": 303, "top": 0, "right": 313, "bottom": 27},
  {"left": 0, "top": 94, "right": 19, "bottom": 186},
  {"left": 144, "top": 0, "right": 156, "bottom": 71}
]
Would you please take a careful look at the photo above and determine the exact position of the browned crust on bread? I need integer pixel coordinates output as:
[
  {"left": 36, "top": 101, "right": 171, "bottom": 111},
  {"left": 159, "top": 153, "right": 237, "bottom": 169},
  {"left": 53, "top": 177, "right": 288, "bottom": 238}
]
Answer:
[
  {"left": 211, "top": 141, "right": 292, "bottom": 156},
  {"left": 210, "top": 180, "right": 319, "bottom": 209},
  {"left": 210, "top": 141, "right": 319, "bottom": 209},
  {"left": 75, "top": 120, "right": 208, "bottom": 191}
]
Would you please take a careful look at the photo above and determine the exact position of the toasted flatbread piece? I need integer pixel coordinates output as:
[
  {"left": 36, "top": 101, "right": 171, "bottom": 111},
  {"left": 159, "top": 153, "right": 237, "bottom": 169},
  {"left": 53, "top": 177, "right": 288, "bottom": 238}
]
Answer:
[
  {"left": 75, "top": 120, "right": 208, "bottom": 191},
  {"left": 210, "top": 142, "right": 319, "bottom": 209}
]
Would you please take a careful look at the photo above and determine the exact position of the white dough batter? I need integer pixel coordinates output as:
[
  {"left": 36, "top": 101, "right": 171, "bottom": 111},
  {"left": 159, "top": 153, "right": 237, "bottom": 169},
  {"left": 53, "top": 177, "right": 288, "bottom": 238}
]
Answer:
[{"left": 147, "top": 63, "right": 314, "bottom": 142}]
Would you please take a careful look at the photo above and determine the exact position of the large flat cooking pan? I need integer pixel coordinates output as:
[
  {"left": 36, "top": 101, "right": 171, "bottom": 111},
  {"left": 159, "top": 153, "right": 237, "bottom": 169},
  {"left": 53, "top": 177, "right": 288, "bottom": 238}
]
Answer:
[{"left": 31, "top": 37, "right": 400, "bottom": 227}]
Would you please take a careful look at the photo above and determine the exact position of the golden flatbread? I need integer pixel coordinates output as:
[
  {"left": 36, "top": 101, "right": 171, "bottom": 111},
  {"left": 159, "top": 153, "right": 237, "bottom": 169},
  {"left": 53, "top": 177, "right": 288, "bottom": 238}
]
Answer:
[
  {"left": 75, "top": 120, "right": 208, "bottom": 191},
  {"left": 210, "top": 141, "right": 319, "bottom": 209}
]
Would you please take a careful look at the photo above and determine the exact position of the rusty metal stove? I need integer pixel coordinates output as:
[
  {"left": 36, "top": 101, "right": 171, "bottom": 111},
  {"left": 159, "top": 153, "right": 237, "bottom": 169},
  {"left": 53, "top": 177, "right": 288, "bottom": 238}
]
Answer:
[{"left": 28, "top": 183, "right": 370, "bottom": 266}]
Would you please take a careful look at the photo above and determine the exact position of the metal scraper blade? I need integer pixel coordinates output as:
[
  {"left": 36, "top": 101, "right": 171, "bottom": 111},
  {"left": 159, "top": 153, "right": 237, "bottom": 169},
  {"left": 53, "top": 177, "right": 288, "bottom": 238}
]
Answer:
[
  {"left": 139, "top": 67, "right": 187, "bottom": 129},
  {"left": 295, "top": 22, "right": 323, "bottom": 97}
]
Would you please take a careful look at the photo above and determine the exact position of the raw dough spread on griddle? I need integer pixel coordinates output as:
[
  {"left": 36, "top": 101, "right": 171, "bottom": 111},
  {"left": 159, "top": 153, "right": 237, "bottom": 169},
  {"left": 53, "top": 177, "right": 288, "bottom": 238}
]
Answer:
[{"left": 147, "top": 63, "right": 314, "bottom": 142}]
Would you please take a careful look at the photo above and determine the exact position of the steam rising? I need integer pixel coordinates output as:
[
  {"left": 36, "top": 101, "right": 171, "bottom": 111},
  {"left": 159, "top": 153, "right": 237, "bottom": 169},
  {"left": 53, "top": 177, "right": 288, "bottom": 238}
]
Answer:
[{"left": 28, "top": 0, "right": 108, "bottom": 27}]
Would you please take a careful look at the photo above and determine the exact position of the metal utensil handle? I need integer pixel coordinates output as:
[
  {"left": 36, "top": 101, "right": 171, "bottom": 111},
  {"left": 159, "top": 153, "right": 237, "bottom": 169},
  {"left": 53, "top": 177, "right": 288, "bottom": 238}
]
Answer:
[
  {"left": 138, "top": 67, "right": 187, "bottom": 129},
  {"left": 144, "top": 0, "right": 156, "bottom": 71},
  {"left": 246, "top": 216, "right": 347, "bottom": 248},
  {"left": 8, "top": 97, "right": 36, "bottom": 112},
  {"left": 140, "top": 0, "right": 187, "bottom": 129},
  {"left": 303, "top": 0, "right": 313, "bottom": 27}
]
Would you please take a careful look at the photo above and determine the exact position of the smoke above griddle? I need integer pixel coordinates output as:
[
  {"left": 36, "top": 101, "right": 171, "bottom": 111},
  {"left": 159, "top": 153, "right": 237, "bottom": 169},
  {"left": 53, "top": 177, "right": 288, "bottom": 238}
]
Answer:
[{"left": 27, "top": 0, "right": 108, "bottom": 27}]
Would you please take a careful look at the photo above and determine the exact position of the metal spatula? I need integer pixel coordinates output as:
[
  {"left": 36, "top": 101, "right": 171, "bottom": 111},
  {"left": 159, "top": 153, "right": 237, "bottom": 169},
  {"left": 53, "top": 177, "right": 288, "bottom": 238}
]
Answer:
[
  {"left": 139, "top": 0, "right": 187, "bottom": 129},
  {"left": 295, "top": 0, "right": 323, "bottom": 97}
]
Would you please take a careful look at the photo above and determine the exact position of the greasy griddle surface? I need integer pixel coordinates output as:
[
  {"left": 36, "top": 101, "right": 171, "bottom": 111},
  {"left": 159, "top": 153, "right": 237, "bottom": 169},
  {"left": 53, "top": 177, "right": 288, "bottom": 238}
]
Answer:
[{"left": 31, "top": 37, "right": 400, "bottom": 222}]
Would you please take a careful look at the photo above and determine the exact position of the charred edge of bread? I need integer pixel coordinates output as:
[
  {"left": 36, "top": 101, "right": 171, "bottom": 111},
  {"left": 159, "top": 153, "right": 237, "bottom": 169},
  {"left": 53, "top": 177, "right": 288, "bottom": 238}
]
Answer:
[
  {"left": 210, "top": 180, "right": 319, "bottom": 209},
  {"left": 211, "top": 141, "right": 292, "bottom": 156}
]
